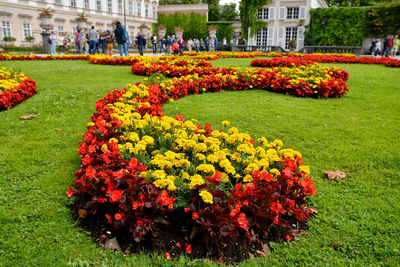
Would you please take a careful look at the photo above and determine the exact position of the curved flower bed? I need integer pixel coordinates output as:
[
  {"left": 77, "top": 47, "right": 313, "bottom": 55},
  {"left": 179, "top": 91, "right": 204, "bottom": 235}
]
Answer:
[
  {"left": 0, "top": 53, "right": 88, "bottom": 61},
  {"left": 68, "top": 74, "right": 317, "bottom": 261},
  {"left": 252, "top": 54, "right": 400, "bottom": 68},
  {"left": 131, "top": 58, "right": 349, "bottom": 98},
  {"left": 0, "top": 67, "right": 37, "bottom": 110}
]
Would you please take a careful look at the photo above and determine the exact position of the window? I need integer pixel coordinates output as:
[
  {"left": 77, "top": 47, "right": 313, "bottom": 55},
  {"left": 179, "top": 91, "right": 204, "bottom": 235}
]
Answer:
[
  {"left": 285, "top": 27, "right": 297, "bottom": 49},
  {"left": 96, "top": 0, "right": 102, "bottom": 10},
  {"left": 145, "top": 4, "right": 148, "bottom": 17},
  {"left": 107, "top": 0, "right": 113, "bottom": 12},
  {"left": 137, "top": 1, "right": 141, "bottom": 16},
  {"left": 256, "top": 28, "right": 268, "bottom": 46},
  {"left": 84, "top": 0, "right": 89, "bottom": 9},
  {"left": 118, "top": 0, "right": 123, "bottom": 13},
  {"left": 1, "top": 21, "right": 11, "bottom": 38},
  {"left": 152, "top": 5, "right": 156, "bottom": 19},
  {"left": 22, "top": 23, "right": 32, "bottom": 40},
  {"left": 54, "top": 0, "right": 61, "bottom": 4},
  {"left": 73, "top": 27, "right": 77, "bottom": 33},
  {"left": 287, "top": 7, "right": 299, "bottom": 19},
  {"left": 257, "top": 8, "right": 268, "bottom": 20},
  {"left": 70, "top": 0, "right": 76, "bottom": 7},
  {"left": 57, "top": 26, "right": 64, "bottom": 34},
  {"left": 128, "top": 1, "right": 133, "bottom": 15}
]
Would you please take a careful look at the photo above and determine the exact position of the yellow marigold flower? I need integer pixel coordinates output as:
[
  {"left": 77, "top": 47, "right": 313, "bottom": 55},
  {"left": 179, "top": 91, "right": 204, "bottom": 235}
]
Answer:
[
  {"left": 221, "top": 172, "right": 229, "bottom": 183},
  {"left": 195, "top": 153, "right": 206, "bottom": 161},
  {"left": 194, "top": 143, "right": 207, "bottom": 153},
  {"left": 228, "top": 127, "right": 239, "bottom": 134},
  {"left": 269, "top": 168, "right": 281, "bottom": 176},
  {"left": 207, "top": 154, "right": 219, "bottom": 163},
  {"left": 182, "top": 172, "right": 190, "bottom": 180},
  {"left": 101, "top": 144, "right": 108, "bottom": 152},
  {"left": 243, "top": 174, "right": 253, "bottom": 183},
  {"left": 189, "top": 174, "right": 205, "bottom": 189},
  {"left": 167, "top": 184, "right": 177, "bottom": 191},
  {"left": 299, "top": 165, "right": 310, "bottom": 175},
  {"left": 87, "top": 122, "right": 95, "bottom": 127},
  {"left": 196, "top": 164, "right": 215, "bottom": 174},
  {"left": 199, "top": 190, "right": 213, "bottom": 204},
  {"left": 221, "top": 120, "right": 230, "bottom": 127}
]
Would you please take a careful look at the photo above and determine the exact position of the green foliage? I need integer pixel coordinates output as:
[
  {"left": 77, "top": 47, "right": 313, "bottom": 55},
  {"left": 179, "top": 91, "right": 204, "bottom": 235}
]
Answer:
[
  {"left": 156, "top": 13, "right": 208, "bottom": 39},
  {"left": 208, "top": 23, "right": 234, "bottom": 41},
  {"left": 219, "top": 3, "right": 238, "bottom": 21},
  {"left": 325, "top": 0, "right": 371, "bottom": 6},
  {"left": 306, "top": 5, "right": 400, "bottom": 46},
  {"left": 3, "top": 36, "right": 16, "bottom": 42},
  {"left": 25, "top": 36, "right": 35, "bottom": 42},
  {"left": 239, "top": 0, "right": 269, "bottom": 39}
]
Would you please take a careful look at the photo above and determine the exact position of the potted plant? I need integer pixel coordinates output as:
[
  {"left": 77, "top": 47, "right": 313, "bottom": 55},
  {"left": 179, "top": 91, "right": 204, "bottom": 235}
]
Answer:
[
  {"left": 38, "top": 8, "right": 53, "bottom": 25},
  {"left": 25, "top": 36, "right": 35, "bottom": 43},
  {"left": 3, "top": 36, "right": 16, "bottom": 49},
  {"left": 289, "top": 39, "right": 297, "bottom": 51},
  {"left": 175, "top": 27, "right": 184, "bottom": 40},
  {"left": 76, "top": 12, "right": 88, "bottom": 29}
]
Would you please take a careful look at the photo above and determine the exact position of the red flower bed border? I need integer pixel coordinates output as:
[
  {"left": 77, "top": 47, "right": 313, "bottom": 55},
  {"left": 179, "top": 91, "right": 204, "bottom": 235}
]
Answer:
[
  {"left": 251, "top": 55, "right": 400, "bottom": 68},
  {"left": 0, "top": 78, "right": 37, "bottom": 111}
]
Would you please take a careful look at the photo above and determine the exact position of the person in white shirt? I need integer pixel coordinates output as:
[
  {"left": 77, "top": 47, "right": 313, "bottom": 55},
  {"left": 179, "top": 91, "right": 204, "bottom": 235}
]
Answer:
[
  {"left": 375, "top": 39, "right": 381, "bottom": 57},
  {"left": 50, "top": 31, "right": 57, "bottom": 55},
  {"left": 222, "top": 37, "right": 227, "bottom": 51},
  {"left": 187, "top": 38, "right": 194, "bottom": 52}
]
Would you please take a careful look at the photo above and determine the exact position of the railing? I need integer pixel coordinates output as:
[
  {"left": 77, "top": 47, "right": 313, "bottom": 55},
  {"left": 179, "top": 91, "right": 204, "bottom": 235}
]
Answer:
[
  {"left": 300, "top": 46, "right": 362, "bottom": 55},
  {"left": 233, "top": 45, "right": 286, "bottom": 53}
]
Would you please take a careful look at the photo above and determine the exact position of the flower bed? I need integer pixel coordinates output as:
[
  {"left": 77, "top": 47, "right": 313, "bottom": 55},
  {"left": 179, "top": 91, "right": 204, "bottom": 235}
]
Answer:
[
  {"left": 0, "top": 53, "right": 88, "bottom": 61},
  {"left": 0, "top": 67, "right": 37, "bottom": 110},
  {"left": 131, "top": 57, "right": 349, "bottom": 98},
  {"left": 253, "top": 53, "right": 400, "bottom": 68},
  {"left": 68, "top": 73, "right": 317, "bottom": 261}
]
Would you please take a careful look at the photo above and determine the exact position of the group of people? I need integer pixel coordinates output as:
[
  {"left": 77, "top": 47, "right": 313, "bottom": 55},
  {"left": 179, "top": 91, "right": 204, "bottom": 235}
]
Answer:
[
  {"left": 149, "top": 35, "right": 235, "bottom": 55},
  {"left": 370, "top": 35, "right": 399, "bottom": 58},
  {"left": 48, "top": 22, "right": 242, "bottom": 57}
]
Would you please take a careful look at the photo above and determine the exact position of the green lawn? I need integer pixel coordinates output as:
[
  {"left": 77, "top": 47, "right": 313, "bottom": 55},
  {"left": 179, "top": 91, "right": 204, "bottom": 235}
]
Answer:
[{"left": 0, "top": 58, "right": 399, "bottom": 266}]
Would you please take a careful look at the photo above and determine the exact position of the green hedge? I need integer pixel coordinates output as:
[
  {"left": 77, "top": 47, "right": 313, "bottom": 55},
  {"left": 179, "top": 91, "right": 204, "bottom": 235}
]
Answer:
[
  {"left": 155, "top": 13, "right": 208, "bottom": 39},
  {"left": 207, "top": 23, "right": 234, "bottom": 42},
  {"left": 306, "top": 5, "right": 400, "bottom": 46}
]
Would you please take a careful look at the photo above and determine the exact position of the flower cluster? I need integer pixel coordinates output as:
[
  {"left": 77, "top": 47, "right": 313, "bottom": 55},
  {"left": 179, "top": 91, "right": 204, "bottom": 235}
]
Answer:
[
  {"left": 131, "top": 57, "right": 349, "bottom": 98},
  {"left": 69, "top": 73, "right": 317, "bottom": 249},
  {"left": 0, "top": 53, "right": 88, "bottom": 61},
  {"left": 251, "top": 57, "right": 315, "bottom": 68},
  {"left": 0, "top": 67, "right": 37, "bottom": 110}
]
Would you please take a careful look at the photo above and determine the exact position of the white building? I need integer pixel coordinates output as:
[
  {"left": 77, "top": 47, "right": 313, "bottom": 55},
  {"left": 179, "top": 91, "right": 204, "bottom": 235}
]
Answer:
[
  {"left": 248, "top": 0, "right": 327, "bottom": 51},
  {"left": 0, "top": 0, "right": 158, "bottom": 46}
]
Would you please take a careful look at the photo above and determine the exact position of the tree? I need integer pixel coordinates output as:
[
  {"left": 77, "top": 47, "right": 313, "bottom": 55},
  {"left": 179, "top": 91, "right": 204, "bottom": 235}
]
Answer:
[
  {"left": 219, "top": 3, "right": 238, "bottom": 21},
  {"left": 203, "top": 0, "right": 220, "bottom": 21},
  {"left": 325, "top": 0, "right": 372, "bottom": 6}
]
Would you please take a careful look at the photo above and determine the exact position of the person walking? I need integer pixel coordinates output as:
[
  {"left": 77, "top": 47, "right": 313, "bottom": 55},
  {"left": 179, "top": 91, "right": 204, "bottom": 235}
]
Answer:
[
  {"left": 222, "top": 37, "right": 227, "bottom": 51},
  {"left": 106, "top": 30, "right": 114, "bottom": 55},
  {"left": 187, "top": 38, "right": 194, "bottom": 52},
  {"left": 159, "top": 36, "right": 167, "bottom": 53},
  {"left": 167, "top": 36, "right": 172, "bottom": 54},
  {"left": 370, "top": 38, "right": 377, "bottom": 56},
  {"left": 194, "top": 38, "right": 199, "bottom": 52},
  {"left": 99, "top": 31, "right": 107, "bottom": 54},
  {"left": 391, "top": 35, "right": 399, "bottom": 57},
  {"left": 178, "top": 37, "right": 185, "bottom": 52},
  {"left": 88, "top": 26, "right": 98, "bottom": 55},
  {"left": 375, "top": 38, "right": 381, "bottom": 57},
  {"left": 57, "top": 32, "right": 66, "bottom": 55},
  {"left": 49, "top": 31, "right": 57, "bottom": 55},
  {"left": 114, "top": 21, "right": 126, "bottom": 57},
  {"left": 151, "top": 33, "right": 157, "bottom": 54},
  {"left": 205, "top": 37, "right": 209, "bottom": 52},
  {"left": 385, "top": 35, "right": 393, "bottom": 57},
  {"left": 136, "top": 31, "right": 144, "bottom": 56},
  {"left": 74, "top": 29, "right": 82, "bottom": 54},
  {"left": 209, "top": 37, "right": 215, "bottom": 52},
  {"left": 123, "top": 28, "right": 129, "bottom": 56},
  {"left": 214, "top": 36, "right": 218, "bottom": 52},
  {"left": 200, "top": 38, "right": 205, "bottom": 52}
]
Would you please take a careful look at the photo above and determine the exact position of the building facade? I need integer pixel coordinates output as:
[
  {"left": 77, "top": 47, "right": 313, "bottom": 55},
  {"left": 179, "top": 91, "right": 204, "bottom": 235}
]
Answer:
[
  {"left": 248, "top": 0, "right": 327, "bottom": 51},
  {"left": 0, "top": 0, "right": 158, "bottom": 46}
]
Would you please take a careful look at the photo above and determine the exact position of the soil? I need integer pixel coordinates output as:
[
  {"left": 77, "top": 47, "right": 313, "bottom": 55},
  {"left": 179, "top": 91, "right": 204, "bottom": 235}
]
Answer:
[{"left": 71, "top": 200, "right": 308, "bottom": 263}]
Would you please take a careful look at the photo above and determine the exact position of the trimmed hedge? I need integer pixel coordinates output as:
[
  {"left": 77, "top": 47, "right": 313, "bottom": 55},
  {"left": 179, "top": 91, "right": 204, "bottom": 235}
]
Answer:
[{"left": 306, "top": 5, "right": 400, "bottom": 46}]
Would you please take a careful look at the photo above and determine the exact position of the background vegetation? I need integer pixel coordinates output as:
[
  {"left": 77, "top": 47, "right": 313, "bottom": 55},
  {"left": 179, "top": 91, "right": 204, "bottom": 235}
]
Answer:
[
  {"left": 306, "top": 5, "right": 400, "bottom": 46},
  {"left": 155, "top": 13, "right": 208, "bottom": 39}
]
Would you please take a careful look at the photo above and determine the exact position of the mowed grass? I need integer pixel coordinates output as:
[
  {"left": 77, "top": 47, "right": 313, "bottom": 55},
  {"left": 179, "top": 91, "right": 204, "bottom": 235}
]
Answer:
[{"left": 0, "top": 58, "right": 399, "bottom": 266}]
